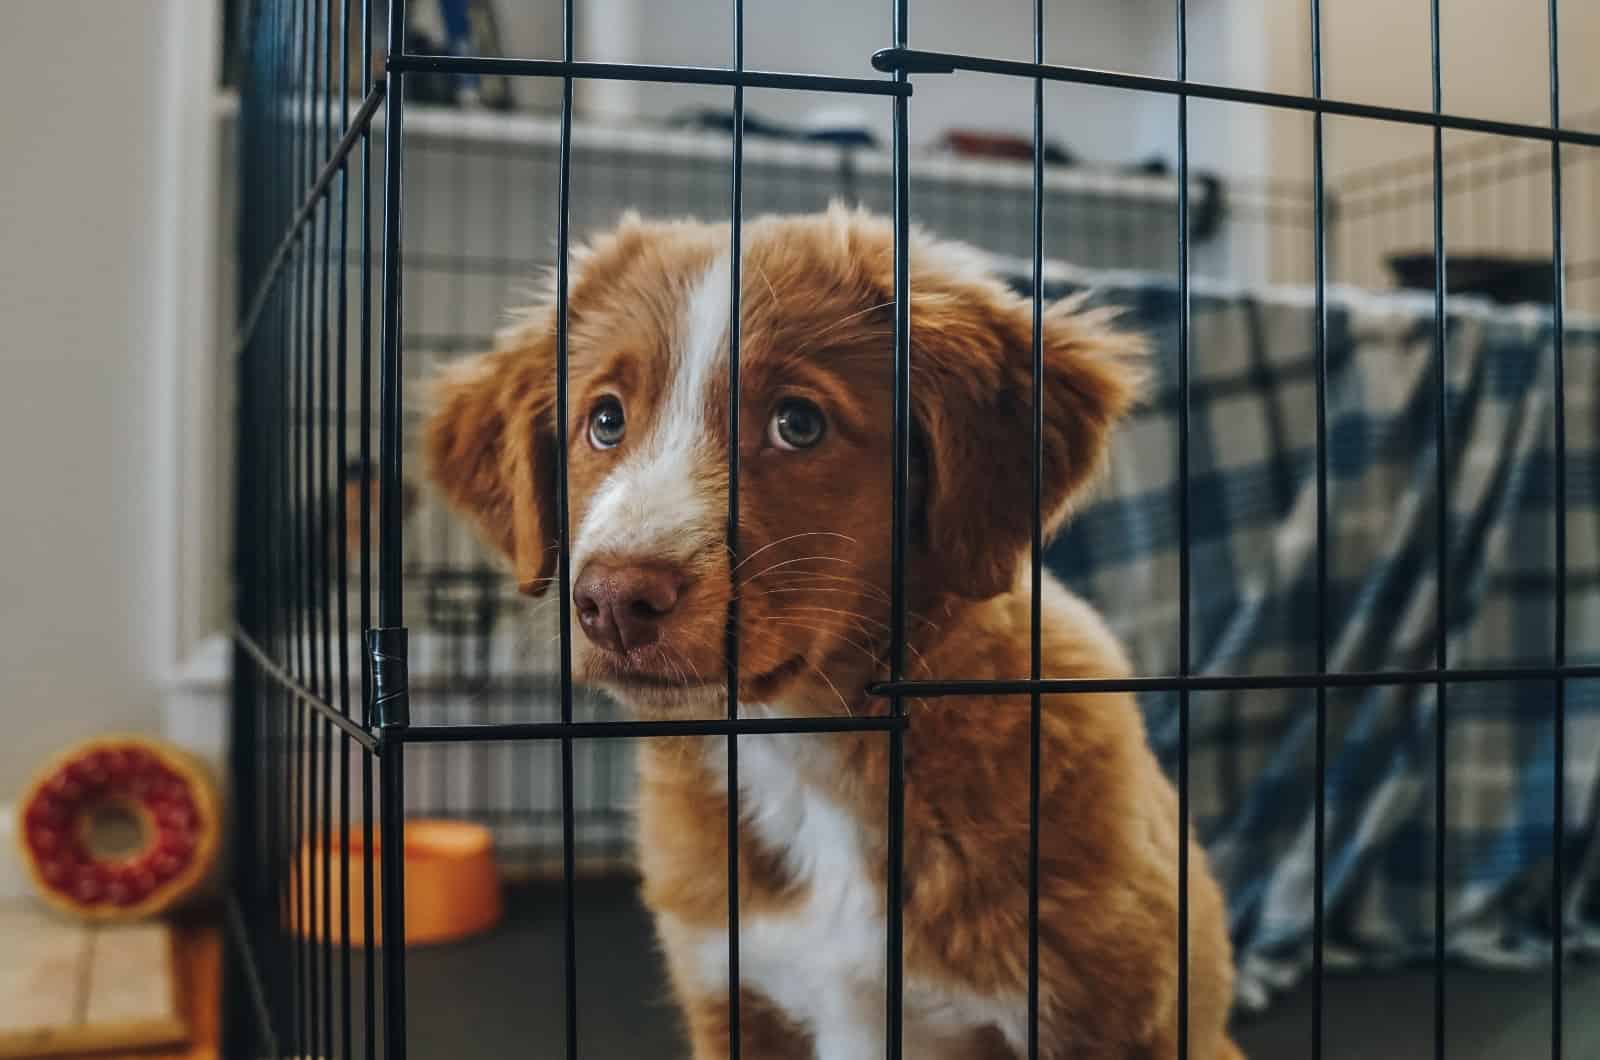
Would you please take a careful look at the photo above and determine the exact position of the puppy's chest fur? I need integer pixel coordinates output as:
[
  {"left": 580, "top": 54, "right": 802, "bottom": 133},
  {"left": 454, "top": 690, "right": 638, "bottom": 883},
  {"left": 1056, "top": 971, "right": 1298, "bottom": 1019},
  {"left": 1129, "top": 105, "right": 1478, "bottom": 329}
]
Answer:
[{"left": 651, "top": 730, "right": 1020, "bottom": 1058}]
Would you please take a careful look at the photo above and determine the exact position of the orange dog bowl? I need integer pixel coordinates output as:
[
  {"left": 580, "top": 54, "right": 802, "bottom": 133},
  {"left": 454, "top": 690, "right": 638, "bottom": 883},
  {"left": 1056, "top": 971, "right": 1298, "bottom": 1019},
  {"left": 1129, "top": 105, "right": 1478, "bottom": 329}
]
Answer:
[{"left": 289, "top": 820, "right": 502, "bottom": 946}]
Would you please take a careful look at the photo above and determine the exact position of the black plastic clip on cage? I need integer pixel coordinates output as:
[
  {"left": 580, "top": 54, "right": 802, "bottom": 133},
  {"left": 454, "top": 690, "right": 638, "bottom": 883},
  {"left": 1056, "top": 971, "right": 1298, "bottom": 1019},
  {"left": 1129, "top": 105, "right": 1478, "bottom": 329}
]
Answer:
[{"left": 226, "top": 0, "right": 1598, "bottom": 1057}]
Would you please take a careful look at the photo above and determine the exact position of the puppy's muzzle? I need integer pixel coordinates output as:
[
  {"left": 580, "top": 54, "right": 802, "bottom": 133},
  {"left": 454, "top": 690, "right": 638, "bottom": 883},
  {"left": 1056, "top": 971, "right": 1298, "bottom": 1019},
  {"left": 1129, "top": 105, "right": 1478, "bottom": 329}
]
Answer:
[{"left": 572, "top": 562, "right": 686, "bottom": 652}]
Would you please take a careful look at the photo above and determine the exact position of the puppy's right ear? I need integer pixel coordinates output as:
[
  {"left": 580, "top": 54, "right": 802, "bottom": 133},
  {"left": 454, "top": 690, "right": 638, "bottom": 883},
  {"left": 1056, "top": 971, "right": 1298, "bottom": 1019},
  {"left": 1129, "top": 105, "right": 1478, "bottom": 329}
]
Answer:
[{"left": 423, "top": 331, "right": 559, "bottom": 596}]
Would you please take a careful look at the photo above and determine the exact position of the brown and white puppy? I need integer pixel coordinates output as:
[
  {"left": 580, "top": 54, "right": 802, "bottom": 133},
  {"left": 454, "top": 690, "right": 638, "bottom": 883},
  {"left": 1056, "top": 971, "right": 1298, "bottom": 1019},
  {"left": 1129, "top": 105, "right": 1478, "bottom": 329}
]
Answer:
[{"left": 424, "top": 206, "right": 1241, "bottom": 1060}]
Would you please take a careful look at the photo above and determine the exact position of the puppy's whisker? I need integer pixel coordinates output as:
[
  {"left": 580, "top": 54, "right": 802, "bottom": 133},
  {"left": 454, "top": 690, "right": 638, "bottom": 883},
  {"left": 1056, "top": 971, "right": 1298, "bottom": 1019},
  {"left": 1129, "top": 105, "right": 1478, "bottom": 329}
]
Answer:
[
  {"left": 780, "top": 606, "right": 935, "bottom": 675},
  {"left": 763, "top": 582, "right": 942, "bottom": 633},
  {"left": 767, "top": 619, "right": 883, "bottom": 669},
  {"left": 730, "top": 532, "right": 859, "bottom": 573},
  {"left": 737, "top": 554, "right": 855, "bottom": 584},
  {"left": 788, "top": 299, "right": 896, "bottom": 360}
]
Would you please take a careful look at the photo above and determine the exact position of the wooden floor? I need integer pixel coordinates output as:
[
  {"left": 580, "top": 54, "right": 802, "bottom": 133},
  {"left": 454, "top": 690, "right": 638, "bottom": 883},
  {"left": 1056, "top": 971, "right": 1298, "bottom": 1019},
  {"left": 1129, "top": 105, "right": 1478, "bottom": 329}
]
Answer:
[
  {"left": 147, "top": 916, "right": 220, "bottom": 1060},
  {"left": 0, "top": 901, "right": 219, "bottom": 1060}
]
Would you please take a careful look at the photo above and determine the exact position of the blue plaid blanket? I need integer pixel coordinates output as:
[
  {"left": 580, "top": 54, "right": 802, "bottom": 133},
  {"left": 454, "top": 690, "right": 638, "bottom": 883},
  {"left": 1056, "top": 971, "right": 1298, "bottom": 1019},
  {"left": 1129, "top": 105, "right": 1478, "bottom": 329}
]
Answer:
[{"left": 1004, "top": 263, "right": 1600, "bottom": 1009}]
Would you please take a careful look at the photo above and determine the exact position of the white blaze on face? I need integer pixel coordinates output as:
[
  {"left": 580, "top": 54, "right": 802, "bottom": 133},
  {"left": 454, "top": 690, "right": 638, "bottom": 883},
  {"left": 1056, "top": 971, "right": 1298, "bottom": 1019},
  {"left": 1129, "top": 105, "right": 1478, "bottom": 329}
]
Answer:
[{"left": 571, "top": 252, "right": 731, "bottom": 574}]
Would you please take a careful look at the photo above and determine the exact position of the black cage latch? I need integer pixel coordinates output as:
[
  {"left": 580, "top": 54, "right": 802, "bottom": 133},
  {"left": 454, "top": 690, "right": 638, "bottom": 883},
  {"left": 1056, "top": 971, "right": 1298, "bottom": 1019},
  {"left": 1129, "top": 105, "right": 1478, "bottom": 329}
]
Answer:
[{"left": 367, "top": 626, "right": 410, "bottom": 729}]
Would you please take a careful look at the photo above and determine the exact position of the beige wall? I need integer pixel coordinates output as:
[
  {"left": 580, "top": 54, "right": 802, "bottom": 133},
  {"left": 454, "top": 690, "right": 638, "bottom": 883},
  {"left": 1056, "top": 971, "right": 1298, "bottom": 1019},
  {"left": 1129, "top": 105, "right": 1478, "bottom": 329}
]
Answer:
[
  {"left": 1248, "top": 0, "right": 1600, "bottom": 296},
  {"left": 0, "top": 0, "right": 189, "bottom": 799},
  {"left": 1268, "top": 0, "right": 1599, "bottom": 183}
]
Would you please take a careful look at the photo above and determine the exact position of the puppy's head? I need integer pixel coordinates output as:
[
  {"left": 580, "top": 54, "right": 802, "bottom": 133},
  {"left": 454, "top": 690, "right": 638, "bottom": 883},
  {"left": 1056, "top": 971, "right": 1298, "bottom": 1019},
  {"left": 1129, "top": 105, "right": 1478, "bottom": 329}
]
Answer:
[{"left": 425, "top": 206, "right": 1141, "bottom": 711}]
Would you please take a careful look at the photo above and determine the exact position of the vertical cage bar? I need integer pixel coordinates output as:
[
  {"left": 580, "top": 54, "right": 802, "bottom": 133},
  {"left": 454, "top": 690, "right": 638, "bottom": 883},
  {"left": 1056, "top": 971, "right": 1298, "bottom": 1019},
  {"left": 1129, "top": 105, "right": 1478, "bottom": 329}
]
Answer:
[
  {"left": 270, "top": 4, "right": 294, "bottom": 1033},
  {"left": 1309, "top": 1, "right": 1329, "bottom": 1057},
  {"left": 1175, "top": 0, "right": 1192, "bottom": 1055},
  {"left": 306, "top": 2, "right": 328, "bottom": 1039},
  {"left": 1025, "top": 0, "right": 1045, "bottom": 1054},
  {"left": 293, "top": 0, "right": 314, "bottom": 1023},
  {"left": 229, "top": 8, "right": 268, "bottom": 1049},
  {"left": 1546, "top": 3, "right": 1568, "bottom": 1057},
  {"left": 378, "top": 0, "right": 410, "bottom": 1056},
  {"left": 379, "top": 0, "right": 407, "bottom": 628},
  {"left": 358, "top": 4, "right": 379, "bottom": 1058},
  {"left": 267, "top": 10, "right": 290, "bottom": 1039},
  {"left": 886, "top": 0, "right": 911, "bottom": 1054},
  {"left": 725, "top": 0, "right": 746, "bottom": 1053},
  {"left": 1427, "top": 2, "right": 1449, "bottom": 1057},
  {"left": 334, "top": 4, "right": 356, "bottom": 1058},
  {"left": 554, "top": 0, "right": 579, "bottom": 1051},
  {"left": 278, "top": 3, "right": 299, "bottom": 1045},
  {"left": 317, "top": 4, "right": 337, "bottom": 1052}
]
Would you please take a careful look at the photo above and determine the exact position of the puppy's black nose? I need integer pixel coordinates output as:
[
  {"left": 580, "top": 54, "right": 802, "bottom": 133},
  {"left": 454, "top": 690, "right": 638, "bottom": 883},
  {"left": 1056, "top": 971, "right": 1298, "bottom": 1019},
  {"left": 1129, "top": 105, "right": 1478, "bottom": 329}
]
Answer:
[{"left": 573, "top": 562, "right": 685, "bottom": 652}]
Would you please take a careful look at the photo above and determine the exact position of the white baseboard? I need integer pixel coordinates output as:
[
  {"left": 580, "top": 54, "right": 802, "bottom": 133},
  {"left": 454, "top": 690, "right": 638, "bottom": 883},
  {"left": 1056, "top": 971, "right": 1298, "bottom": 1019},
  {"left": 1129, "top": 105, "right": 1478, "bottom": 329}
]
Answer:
[
  {"left": 0, "top": 804, "right": 23, "bottom": 900},
  {"left": 164, "top": 631, "right": 231, "bottom": 777}
]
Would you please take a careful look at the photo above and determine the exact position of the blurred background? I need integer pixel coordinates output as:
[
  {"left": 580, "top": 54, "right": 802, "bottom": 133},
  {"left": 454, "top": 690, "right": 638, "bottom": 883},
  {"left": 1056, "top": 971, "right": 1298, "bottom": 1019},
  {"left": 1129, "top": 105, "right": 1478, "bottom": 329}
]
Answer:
[{"left": 2, "top": 0, "right": 1599, "bottom": 1057}]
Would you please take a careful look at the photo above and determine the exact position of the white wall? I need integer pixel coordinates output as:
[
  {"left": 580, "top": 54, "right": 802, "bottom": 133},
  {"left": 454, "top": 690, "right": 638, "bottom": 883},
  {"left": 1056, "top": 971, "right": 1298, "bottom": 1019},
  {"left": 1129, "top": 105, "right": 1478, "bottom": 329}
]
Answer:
[{"left": 0, "top": 0, "right": 216, "bottom": 800}]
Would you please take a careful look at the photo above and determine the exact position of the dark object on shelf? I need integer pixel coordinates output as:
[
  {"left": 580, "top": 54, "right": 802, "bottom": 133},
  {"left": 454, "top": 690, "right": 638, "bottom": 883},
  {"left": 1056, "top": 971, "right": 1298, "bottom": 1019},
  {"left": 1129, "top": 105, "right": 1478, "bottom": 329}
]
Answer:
[
  {"left": 1388, "top": 253, "right": 1557, "bottom": 306},
  {"left": 369, "top": 1, "right": 514, "bottom": 109},
  {"left": 670, "top": 108, "right": 878, "bottom": 148},
  {"left": 941, "top": 129, "right": 1075, "bottom": 166},
  {"left": 1129, "top": 156, "right": 1224, "bottom": 241},
  {"left": 374, "top": 29, "right": 458, "bottom": 105}
]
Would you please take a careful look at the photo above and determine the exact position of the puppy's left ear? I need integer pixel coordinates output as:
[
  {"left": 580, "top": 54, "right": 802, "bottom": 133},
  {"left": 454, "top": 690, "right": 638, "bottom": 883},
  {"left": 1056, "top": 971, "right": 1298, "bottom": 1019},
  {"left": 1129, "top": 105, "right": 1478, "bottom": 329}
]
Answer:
[
  {"left": 912, "top": 291, "right": 1145, "bottom": 600},
  {"left": 423, "top": 329, "right": 561, "bottom": 596}
]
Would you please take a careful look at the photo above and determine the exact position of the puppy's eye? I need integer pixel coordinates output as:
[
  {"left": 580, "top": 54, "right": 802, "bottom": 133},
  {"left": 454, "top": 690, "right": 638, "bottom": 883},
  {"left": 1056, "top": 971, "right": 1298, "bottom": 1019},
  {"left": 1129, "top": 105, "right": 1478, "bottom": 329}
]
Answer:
[
  {"left": 588, "top": 397, "right": 626, "bottom": 449},
  {"left": 768, "top": 398, "right": 826, "bottom": 451}
]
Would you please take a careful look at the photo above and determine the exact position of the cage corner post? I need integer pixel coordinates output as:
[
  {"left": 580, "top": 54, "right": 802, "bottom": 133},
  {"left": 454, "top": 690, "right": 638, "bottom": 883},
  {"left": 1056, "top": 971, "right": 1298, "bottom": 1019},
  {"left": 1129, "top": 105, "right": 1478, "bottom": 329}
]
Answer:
[{"left": 376, "top": 0, "right": 413, "bottom": 1054}]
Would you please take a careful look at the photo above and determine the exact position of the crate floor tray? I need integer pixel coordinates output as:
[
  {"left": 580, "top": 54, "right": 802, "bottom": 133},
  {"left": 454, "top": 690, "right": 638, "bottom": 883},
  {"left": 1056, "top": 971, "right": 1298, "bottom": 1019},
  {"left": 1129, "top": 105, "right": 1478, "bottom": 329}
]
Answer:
[{"left": 0, "top": 901, "right": 186, "bottom": 1058}]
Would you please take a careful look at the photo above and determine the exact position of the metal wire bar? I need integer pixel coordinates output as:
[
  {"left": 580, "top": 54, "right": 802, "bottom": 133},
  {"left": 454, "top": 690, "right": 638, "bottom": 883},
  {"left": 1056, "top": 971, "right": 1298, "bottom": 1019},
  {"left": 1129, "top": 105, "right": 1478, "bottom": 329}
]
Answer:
[
  {"left": 235, "top": 85, "right": 386, "bottom": 364},
  {"left": 553, "top": 0, "right": 579, "bottom": 1052},
  {"left": 294, "top": 8, "right": 316, "bottom": 1036},
  {"left": 725, "top": 0, "right": 746, "bottom": 1052},
  {"left": 872, "top": 663, "right": 1600, "bottom": 698},
  {"left": 1309, "top": 0, "right": 1330, "bottom": 1056},
  {"left": 1174, "top": 3, "right": 1193, "bottom": 1053},
  {"left": 1428, "top": 3, "right": 1449, "bottom": 1056},
  {"left": 270, "top": 6, "right": 297, "bottom": 1035},
  {"left": 399, "top": 714, "right": 910, "bottom": 744},
  {"left": 357, "top": 3, "right": 379, "bottom": 1056},
  {"left": 333, "top": 2, "right": 355, "bottom": 1056},
  {"left": 377, "top": 1, "right": 411, "bottom": 1056},
  {"left": 228, "top": 6, "right": 277, "bottom": 1047},
  {"left": 236, "top": 627, "right": 380, "bottom": 749},
  {"left": 1025, "top": 0, "right": 1044, "bottom": 1051},
  {"left": 1547, "top": 3, "right": 1569, "bottom": 1057},
  {"left": 227, "top": 896, "right": 282, "bottom": 1059},
  {"left": 379, "top": 2, "right": 407, "bottom": 633},
  {"left": 886, "top": 0, "right": 911, "bottom": 1053},
  {"left": 388, "top": 53, "right": 909, "bottom": 96},
  {"left": 871, "top": 48, "right": 1600, "bottom": 149},
  {"left": 315, "top": 8, "right": 337, "bottom": 1052},
  {"left": 1337, "top": 103, "right": 1600, "bottom": 190}
]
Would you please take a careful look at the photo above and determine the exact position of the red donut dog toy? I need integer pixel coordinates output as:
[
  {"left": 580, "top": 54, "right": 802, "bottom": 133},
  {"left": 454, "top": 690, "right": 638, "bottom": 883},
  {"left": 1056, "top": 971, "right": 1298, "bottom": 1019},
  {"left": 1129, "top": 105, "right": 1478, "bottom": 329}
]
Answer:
[{"left": 16, "top": 736, "right": 220, "bottom": 920}]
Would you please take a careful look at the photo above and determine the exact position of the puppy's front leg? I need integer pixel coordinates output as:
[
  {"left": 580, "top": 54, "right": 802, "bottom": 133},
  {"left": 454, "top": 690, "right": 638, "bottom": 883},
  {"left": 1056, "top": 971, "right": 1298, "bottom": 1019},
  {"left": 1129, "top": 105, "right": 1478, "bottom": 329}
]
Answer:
[
  {"left": 808, "top": 986, "right": 887, "bottom": 1060},
  {"left": 679, "top": 990, "right": 815, "bottom": 1060}
]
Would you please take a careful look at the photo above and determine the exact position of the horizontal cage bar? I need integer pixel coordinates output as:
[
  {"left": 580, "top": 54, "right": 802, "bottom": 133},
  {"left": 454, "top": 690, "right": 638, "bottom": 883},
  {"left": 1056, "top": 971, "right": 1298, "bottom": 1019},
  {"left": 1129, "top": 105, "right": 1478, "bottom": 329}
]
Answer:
[
  {"left": 872, "top": 664, "right": 1600, "bottom": 698},
  {"left": 388, "top": 54, "right": 911, "bottom": 96},
  {"left": 399, "top": 713, "right": 909, "bottom": 744},
  {"left": 234, "top": 82, "right": 386, "bottom": 354},
  {"left": 234, "top": 627, "right": 381, "bottom": 750},
  {"left": 872, "top": 48, "right": 1600, "bottom": 149}
]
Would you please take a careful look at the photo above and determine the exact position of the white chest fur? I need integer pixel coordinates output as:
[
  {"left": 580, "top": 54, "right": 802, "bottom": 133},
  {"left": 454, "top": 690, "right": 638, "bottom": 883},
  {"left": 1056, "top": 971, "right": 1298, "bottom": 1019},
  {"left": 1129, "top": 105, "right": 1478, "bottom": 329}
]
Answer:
[{"left": 660, "top": 732, "right": 1023, "bottom": 1059}]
